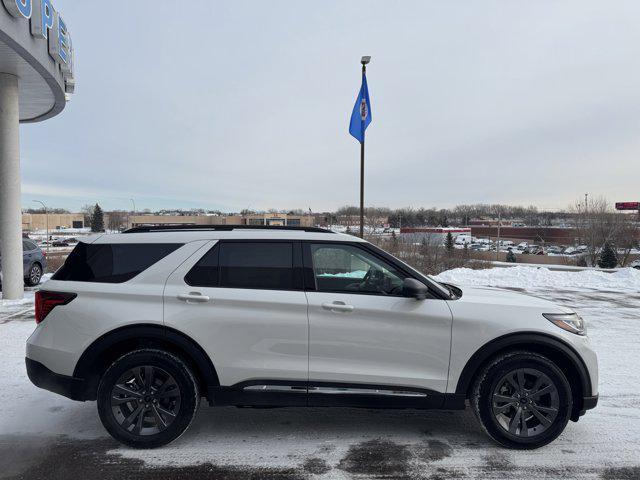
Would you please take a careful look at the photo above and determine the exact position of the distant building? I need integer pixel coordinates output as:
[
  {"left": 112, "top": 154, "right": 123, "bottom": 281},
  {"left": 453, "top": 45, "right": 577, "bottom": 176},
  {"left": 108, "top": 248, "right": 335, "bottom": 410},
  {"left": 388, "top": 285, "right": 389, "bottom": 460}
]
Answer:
[
  {"left": 470, "top": 226, "right": 579, "bottom": 244},
  {"left": 22, "top": 213, "right": 84, "bottom": 232},
  {"left": 128, "top": 213, "right": 314, "bottom": 229}
]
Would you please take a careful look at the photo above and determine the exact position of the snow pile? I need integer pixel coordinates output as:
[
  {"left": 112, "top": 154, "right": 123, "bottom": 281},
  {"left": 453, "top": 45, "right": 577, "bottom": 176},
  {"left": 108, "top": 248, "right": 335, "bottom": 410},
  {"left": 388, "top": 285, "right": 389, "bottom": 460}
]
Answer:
[{"left": 434, "top": 265, "right": 640, "bottom": 290}]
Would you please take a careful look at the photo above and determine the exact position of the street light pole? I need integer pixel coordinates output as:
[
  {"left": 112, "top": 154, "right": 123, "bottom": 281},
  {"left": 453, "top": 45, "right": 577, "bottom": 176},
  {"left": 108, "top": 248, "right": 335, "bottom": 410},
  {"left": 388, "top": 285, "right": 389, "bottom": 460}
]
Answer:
[
  {"left": 496, "top": 210, "right": 502, "bottom": 261},
  {"left": 130, "top": 198, "right": 136, "bottom": 229},
  {"left": 33, "top": 200, "right": 48, "bottom": 254}
]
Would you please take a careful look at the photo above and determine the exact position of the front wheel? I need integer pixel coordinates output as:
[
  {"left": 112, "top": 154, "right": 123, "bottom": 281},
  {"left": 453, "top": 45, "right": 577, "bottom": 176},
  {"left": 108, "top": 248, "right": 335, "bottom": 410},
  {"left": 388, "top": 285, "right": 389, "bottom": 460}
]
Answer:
[
  {"left": 97, "top": 349, "right": 200, "bottom": 448},
  {"left": 471, "top": 351, "right": 572, "bottom": 449}
]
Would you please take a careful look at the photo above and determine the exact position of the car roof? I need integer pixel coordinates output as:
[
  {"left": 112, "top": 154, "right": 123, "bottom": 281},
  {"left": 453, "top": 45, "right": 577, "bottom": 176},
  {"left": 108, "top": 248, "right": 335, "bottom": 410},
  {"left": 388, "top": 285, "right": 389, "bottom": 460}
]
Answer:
[{"left": 84, "top": 227, "right": 365, "bottom": 244}]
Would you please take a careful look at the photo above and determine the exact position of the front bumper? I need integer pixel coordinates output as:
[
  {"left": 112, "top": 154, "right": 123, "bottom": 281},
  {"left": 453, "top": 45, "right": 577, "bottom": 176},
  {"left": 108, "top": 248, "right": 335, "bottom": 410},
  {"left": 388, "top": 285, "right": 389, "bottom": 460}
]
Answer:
[
  {"left": 582, "top": 395, "right": 599, "bottom": 411},
  {"left": 572, "top": 394, "right": 598, "bottom": 421},
  {"left": 26, "top": 357, "right": 87, "bottom": 401}
]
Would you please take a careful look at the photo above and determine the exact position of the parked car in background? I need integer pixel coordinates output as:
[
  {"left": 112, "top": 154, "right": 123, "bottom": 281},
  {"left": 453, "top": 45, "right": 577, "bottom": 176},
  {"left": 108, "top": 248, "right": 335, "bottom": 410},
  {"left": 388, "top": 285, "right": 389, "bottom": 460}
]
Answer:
[
  {"left": 454, "top": 235, "right": 474, "bottom": 245},
  {"left": 0, "top": 238, "right": 47, "bottom": 287},
  {"left": 524, "top": 245, "right": 544, "bottom": 255},
  {"left": 630, "top": 260, "right": 640, "bottom": 270}
]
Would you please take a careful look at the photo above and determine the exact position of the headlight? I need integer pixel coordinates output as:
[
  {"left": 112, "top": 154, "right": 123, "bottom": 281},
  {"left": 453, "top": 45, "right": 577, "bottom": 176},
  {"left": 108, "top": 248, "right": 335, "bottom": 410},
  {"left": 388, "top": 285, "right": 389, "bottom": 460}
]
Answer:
[{"left": 543, "top": 313, "right": 586, "bottom": 335}]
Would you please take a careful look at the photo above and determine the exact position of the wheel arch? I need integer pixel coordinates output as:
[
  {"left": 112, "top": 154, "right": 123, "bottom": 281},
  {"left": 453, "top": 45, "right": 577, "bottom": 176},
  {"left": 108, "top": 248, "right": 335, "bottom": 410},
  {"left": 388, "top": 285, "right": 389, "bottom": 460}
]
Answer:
[
  {"left": 25, "top": 260, "right": 42, "bottom": 274},
  {"left": 73, "top": 324, "right": 219, "bottom": 401},
  {"left": 455, "top": 332, "right": 591, "bottom": 420}
]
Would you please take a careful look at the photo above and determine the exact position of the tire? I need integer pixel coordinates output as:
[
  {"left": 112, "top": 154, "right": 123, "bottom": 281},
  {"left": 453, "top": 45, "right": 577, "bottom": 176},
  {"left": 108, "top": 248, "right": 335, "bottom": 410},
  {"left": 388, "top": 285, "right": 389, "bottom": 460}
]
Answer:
[
  {"left": 25, "top": 263, "right": 42, "bottom": 287},
  {"left": 97, "top": 349, "right": 200, "bottom": 448},
  {"left": 470, "top": 351, "right": 572, "bottom": 449}
]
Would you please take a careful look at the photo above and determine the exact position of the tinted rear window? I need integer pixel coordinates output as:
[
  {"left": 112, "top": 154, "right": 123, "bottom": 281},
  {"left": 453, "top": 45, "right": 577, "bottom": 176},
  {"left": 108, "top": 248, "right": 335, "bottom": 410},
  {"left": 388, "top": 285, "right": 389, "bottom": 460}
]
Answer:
[
  {"left": 185, "top": 244, "right": 219, "bottom": 287},
  {"left": 53, "top": 242, "right": 181, "bottom": 283},
  {"left": 219, "top": 242, "right": 294, "bottom": 290},
  {"left": 22, "top": 240, "right": 38, "bottom": 251}
]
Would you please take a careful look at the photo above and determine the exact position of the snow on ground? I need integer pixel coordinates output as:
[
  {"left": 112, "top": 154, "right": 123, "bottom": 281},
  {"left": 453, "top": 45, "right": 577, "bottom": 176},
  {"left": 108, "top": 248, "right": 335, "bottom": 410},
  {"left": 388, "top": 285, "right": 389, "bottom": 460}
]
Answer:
[
  {"left": 0, "top": 268, "right": 639, "bottom": 479},
  {"left": 435, "top": 265, "right": 640, "bottom": 291},
  {"left": 0, "top": 274, "right": 51, "bottom": 323}
]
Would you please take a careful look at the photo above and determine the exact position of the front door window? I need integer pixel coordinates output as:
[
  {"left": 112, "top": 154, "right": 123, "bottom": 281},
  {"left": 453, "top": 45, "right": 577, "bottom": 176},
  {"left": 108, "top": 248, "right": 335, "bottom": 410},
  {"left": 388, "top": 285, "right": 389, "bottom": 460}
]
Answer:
[{"left": 310, "top": 244, "right": 404, "bottom": 295}]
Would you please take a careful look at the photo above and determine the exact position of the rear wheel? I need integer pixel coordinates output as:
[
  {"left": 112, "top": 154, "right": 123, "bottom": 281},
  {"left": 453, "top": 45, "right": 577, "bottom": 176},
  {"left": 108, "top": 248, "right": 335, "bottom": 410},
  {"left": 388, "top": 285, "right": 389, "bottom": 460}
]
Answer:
[
  {"left": 97, "top": 349, "right": 200, "bottom": 448},
  {"left": 471, "top": 351, "right": 572, "bottom": 449},
  {"left": 25, "top": 263, "right": 42, "bottom": 286}
]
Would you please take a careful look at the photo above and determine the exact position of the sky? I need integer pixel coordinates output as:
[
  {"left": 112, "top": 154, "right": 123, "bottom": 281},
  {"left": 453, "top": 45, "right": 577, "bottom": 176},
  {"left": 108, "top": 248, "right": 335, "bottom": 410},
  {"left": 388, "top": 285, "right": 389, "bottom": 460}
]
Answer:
[{"left": 18, "top": 0, "right": 640, "bottom": 213}]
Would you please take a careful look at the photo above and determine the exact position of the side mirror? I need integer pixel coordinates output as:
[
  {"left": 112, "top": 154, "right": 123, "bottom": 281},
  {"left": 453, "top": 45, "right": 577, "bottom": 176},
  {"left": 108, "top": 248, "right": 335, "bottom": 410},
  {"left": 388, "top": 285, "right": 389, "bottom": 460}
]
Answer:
[{"left": 402, "top": 278, "right": 429, "bottom": 300}]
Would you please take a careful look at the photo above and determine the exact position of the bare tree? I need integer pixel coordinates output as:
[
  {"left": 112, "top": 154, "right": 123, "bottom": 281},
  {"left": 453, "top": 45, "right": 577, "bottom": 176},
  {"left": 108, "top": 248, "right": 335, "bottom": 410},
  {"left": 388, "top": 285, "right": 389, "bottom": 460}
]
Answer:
[
  {"left": 614, "top": 213, "right": 640, "bottom": 267},
  {"left": 107, "top": 210, "right": 128, "bottom": 232},
  {"left": 80, "top": 204, "right": 94, "bottom": 227},
  {"left": 569, "top": 196, "right": 638, "bottom": 266}
]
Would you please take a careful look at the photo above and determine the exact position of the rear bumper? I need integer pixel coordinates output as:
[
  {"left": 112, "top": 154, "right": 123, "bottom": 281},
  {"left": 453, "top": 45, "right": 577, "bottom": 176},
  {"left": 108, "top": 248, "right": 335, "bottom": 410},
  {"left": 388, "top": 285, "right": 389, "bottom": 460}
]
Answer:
[{"left": 26, "top": 357, "right": 87, "bottom": 401}]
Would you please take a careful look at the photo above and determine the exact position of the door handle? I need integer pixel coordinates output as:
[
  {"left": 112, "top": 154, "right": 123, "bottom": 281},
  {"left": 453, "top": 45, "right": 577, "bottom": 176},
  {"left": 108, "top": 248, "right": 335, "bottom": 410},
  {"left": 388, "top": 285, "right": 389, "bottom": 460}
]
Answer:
[
  {"left": 321, "top": 302, "right": 354, "bottom": 312},
  {"left": 177, "top": 292, "right": 210, "bottom": 303}
]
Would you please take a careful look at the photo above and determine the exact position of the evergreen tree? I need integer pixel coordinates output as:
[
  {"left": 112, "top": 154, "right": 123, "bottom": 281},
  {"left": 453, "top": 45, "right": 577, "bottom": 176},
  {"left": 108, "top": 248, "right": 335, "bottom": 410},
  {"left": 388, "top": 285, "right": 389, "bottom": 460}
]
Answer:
[
  {"left": 445, "top": 232, "right": 454, "bottom": 252},
  {"left": 598, "top": 242, "right": 617, "bottom": 268},
  {"left": 506, "top": 248, "right": 517, "bottom": 263},
  {"left": 91, "top": 203, "right": 105, "bottom": 232}
]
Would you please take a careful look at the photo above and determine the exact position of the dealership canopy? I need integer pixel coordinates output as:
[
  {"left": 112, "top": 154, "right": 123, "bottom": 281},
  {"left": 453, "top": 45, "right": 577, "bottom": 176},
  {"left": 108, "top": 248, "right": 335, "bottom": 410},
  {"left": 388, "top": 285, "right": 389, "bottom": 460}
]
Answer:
[{"left": 1, "top": 0, "right": 75, "bottom": 300}]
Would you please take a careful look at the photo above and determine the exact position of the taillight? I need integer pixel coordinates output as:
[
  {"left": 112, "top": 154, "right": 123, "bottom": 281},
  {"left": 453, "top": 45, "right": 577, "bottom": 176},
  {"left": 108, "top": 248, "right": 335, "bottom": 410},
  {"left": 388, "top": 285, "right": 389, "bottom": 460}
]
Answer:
[{"left": 35, "top": 291, "right": 77, "bottom": 324}]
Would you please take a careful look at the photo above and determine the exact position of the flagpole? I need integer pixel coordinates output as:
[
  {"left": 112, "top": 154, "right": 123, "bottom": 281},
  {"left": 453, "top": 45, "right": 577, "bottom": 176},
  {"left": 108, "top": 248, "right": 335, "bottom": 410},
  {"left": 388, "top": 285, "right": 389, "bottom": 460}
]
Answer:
[{"left": 359, "top": 60, "right": 366, "bottom": 239}]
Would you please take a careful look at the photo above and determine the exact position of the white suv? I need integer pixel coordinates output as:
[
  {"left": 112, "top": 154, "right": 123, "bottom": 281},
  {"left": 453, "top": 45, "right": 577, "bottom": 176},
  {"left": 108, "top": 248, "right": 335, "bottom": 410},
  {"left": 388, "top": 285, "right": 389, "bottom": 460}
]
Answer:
[{"left": 26, "top": 226, "right": 598, "bottom": 449}]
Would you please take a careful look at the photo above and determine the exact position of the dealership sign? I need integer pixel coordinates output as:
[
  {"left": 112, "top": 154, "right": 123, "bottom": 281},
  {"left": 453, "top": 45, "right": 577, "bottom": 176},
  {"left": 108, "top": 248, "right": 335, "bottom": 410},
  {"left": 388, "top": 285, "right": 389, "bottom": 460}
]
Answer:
[
  {"left": 1, "top": 0, "right": 74, "bottom": 93},
  {"left": 615, "top": 202, "right": 640, "bottom": 211}
]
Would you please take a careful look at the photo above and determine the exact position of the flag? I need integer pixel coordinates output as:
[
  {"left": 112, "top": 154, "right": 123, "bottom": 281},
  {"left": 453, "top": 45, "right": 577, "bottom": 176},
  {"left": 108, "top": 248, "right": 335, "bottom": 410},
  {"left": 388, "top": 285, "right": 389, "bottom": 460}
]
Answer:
[{"left": 349, "top": 72, "right": 372, "bottom": 143}]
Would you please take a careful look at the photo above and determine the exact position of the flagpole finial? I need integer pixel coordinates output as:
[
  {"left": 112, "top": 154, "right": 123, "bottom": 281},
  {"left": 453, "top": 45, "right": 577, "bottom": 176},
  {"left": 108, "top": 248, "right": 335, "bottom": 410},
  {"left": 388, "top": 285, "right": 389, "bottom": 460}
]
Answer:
[{"left": 361, "top": 56, "right": 371, "bottom": 65}]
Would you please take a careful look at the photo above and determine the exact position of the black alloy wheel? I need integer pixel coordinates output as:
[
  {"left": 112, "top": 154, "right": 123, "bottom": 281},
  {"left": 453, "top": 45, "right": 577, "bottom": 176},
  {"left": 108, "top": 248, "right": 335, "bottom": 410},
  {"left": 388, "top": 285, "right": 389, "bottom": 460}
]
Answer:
[
  {"left": 110, "top": 365, "right": 182, "bottom": 436},
  {"left": 491, "top": 368, "right": 560, "bottom": 438},
  {"left": 97, "top": 349, "right": 200, "bottom": 448},
  {"left": 471, "top": 351, "right": 572, "bottom": 449}
]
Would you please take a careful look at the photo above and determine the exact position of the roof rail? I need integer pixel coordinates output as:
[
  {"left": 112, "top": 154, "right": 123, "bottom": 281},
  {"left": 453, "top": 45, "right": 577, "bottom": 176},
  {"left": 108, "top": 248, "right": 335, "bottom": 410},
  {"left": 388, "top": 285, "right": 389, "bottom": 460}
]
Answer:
[{"left": 122, "top": 224, "right": 334, "bottom": 234}]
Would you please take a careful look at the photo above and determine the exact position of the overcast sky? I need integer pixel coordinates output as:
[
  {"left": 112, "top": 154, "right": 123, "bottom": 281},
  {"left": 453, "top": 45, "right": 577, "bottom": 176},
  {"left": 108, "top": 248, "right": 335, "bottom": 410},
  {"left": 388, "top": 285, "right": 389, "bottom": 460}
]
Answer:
[{"left": 19, "top": 0, "right": 640, "bottom": 212}]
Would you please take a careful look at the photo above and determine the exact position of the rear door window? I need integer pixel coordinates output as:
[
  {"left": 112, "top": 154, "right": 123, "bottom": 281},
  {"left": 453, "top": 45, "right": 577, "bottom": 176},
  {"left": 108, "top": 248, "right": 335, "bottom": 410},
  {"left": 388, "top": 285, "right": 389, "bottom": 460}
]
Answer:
[
  {"left": 219, "top": 242, "right": 295, "bottom": 290},
  {"left": 185, "top": 244, "right": 219, "bottom": 287},
  {"left": 22, "top": 240, "right": 37, "bottom": 251},
  {"left": 53, "top": 242, "right": 181, "bottom": 283}
]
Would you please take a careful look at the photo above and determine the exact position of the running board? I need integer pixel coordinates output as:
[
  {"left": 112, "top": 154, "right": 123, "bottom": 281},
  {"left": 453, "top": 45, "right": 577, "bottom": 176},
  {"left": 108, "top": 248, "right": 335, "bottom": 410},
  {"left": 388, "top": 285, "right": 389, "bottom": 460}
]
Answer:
[
  {"left": 209, "top": 381, "right": 460, "bottom": 409},
  {"left": 243, "top": 384, "right": 428, "bottom": 397}
]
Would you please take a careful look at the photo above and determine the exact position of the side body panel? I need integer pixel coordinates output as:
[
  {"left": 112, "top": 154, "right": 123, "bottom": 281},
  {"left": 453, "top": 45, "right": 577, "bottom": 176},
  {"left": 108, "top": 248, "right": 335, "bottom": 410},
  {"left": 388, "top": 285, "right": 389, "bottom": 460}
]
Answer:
[
  {"left": 163, "top": 241, "right": 309, "bottom": 386},
  {"left": 446, "top": 286, "right": 598, "bottom": 396},
  {"left": 306, "top": 291, "right": 453, "bottom": 392},
  {"left": 26, "top": 241, "right": 208, "bottom": 376}
]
